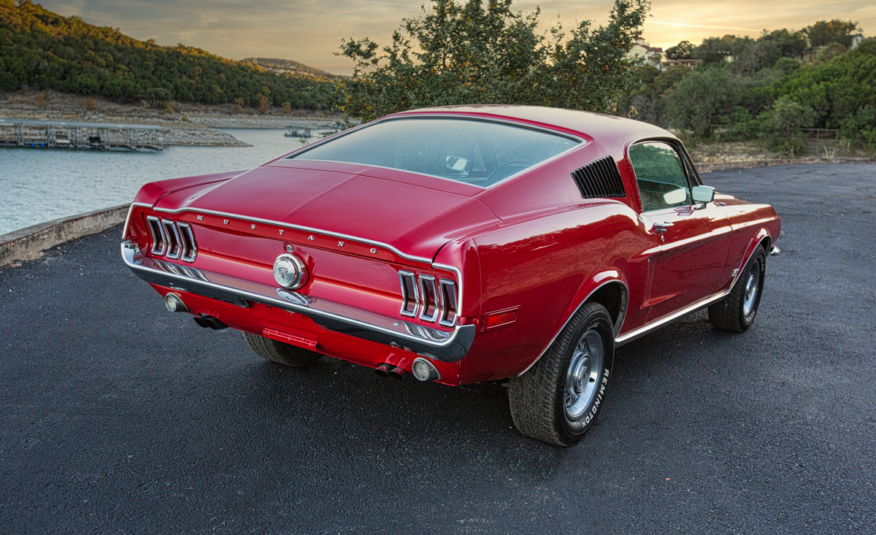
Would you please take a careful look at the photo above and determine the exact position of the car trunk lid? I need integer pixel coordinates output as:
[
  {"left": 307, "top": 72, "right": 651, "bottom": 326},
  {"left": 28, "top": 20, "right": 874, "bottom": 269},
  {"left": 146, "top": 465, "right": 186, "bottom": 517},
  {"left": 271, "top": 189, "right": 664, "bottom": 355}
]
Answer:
[{"left": 153, "top": 161, "right": 499, "bottom": 262}]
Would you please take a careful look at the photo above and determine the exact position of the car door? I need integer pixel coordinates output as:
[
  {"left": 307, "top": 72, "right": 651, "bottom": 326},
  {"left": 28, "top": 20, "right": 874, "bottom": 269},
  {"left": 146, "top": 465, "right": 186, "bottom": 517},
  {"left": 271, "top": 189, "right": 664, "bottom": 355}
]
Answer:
[{"left": 628, "top": 140, "right": 731, "bottom": 322}]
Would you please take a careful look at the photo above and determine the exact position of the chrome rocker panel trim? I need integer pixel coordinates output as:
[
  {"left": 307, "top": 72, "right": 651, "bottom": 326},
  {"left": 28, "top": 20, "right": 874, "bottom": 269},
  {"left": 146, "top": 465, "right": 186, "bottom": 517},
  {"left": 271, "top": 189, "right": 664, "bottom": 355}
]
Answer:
[
  {"left": 615, "top": 237, "right": 772, "bottom": 347},
  {"left": 614, "top": 289, "right": 728, "bottom": 347},
  {"left": 122, "top": 242, "right": 474, "bottom": 362}
]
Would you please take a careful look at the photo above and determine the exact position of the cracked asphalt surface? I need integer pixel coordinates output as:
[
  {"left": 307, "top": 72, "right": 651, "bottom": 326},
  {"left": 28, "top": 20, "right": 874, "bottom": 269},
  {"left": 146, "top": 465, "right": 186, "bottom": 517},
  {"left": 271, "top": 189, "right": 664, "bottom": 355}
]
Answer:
[{"left": 2, "top": 164, "right": 875, "bottom": 534}]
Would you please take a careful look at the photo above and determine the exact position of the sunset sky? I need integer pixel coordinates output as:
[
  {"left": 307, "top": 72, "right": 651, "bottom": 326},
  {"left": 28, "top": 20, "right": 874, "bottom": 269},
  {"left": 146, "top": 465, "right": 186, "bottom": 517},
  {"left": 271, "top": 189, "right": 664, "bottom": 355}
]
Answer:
[{"left": 38, "top": 1, "right": 875, "bottom": 74}]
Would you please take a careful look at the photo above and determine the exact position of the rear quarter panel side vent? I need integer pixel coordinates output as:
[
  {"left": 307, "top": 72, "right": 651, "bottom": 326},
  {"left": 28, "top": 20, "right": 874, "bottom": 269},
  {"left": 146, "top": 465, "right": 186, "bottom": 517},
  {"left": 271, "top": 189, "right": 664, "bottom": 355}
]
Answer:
[{"left": 571, "top": 156, "right": 627, "bottom": 199}]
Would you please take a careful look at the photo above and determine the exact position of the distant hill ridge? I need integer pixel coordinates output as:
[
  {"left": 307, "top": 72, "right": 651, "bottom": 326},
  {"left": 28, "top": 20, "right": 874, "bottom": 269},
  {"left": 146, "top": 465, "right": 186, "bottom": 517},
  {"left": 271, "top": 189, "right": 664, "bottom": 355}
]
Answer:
[
  {"left": 241, "top": 58, "right": 345, "bottom": 81},
  {"left": 0, "top": 0, "right": 334, "bottom": 109}
]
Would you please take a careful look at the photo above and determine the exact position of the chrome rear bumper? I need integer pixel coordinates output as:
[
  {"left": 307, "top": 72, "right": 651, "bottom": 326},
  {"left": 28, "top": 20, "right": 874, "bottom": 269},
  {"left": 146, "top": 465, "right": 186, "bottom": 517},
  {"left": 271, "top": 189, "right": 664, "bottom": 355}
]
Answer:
[{"left": 121, "top": 242, "right": 474, "bottom": 362}]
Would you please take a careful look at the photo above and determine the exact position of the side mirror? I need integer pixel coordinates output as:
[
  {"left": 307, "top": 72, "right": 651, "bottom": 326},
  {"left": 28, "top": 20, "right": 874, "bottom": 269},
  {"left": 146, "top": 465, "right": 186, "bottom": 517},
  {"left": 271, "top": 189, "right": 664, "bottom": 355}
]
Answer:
[{"left": 692, "top": 186, "right": 716, "bottom": 204}]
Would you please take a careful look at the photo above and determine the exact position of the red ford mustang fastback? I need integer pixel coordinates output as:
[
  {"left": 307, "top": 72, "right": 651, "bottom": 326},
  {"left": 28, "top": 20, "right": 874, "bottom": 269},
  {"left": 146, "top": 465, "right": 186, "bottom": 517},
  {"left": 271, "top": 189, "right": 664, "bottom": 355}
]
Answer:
[{"left": 121, "top": 106, "right": 780, "bottom": 445}]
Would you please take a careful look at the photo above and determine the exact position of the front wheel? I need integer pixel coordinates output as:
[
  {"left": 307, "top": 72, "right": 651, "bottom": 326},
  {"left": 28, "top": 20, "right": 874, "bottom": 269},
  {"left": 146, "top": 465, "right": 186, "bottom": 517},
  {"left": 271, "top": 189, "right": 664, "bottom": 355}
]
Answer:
[
  {"left": 508, "top": 302, "right": 615, "bottom": 446},
  {"left": 708, "top": 246, "right": 767, "bottom": 332}
]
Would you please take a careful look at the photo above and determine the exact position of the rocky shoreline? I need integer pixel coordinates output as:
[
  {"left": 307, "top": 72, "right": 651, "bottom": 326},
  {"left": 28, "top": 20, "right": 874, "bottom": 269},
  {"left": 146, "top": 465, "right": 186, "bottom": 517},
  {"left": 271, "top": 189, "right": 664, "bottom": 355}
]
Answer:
[{"left": 0, "top": 90, "right": 342, "bottom": 147}]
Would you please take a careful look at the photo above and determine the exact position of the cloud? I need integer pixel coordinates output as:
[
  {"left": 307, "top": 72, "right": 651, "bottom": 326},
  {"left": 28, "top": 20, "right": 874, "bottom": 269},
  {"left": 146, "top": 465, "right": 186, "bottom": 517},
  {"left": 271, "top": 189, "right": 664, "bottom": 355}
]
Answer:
[{"left": 36, "top": 0, "right": 876, "bottom": 73}]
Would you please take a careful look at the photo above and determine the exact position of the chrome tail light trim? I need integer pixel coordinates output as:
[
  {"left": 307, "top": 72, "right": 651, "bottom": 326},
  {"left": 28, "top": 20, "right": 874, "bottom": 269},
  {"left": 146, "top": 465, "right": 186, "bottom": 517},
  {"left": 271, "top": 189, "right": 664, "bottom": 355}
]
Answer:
[
  {"left": 161, "top": 219, "right": 182, "bottom": 260},
  {"left": 177, "top": 222, "right": 198, "bottom": 263},
  {"left": 438, "top": 279, "right": 458, "bottom": 327},
  {"left": 418, "top": 275, "right": 439, "bottom": 323},
  {"left": 399, "top": 271, "right": 419, "bottom": 317},
  {"left": 146, "top": 215, "right": 167, "bottom": 256}
]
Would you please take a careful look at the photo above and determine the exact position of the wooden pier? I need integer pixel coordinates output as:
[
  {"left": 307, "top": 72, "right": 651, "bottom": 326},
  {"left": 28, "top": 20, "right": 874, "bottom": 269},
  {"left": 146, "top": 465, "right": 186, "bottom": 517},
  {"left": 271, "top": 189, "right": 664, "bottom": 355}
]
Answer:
[{"left": 0, "top": 118, "right": 164, "bottom": 151}]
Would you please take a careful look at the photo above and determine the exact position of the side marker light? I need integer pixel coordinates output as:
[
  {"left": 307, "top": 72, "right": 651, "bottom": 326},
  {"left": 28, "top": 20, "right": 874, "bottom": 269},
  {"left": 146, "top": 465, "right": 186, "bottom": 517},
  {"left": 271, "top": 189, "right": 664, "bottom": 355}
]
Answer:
[{"left": 483, "top": 307, "right": 519, "bottom": 331}]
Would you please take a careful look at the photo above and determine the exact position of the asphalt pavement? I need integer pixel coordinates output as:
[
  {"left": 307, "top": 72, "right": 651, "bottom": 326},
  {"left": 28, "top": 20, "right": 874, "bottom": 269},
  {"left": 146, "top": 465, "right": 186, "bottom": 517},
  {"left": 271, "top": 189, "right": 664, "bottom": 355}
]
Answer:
[{"left": 2, "top": 164, "right": 875, "bottom": 534}]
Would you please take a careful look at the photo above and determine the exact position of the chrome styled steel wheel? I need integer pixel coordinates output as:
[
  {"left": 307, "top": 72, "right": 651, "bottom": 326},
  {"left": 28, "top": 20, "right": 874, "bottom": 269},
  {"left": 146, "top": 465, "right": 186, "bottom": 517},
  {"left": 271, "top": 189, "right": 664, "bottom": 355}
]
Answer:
[
  {"left": 708, "top": 246, "right": 767, "bottom": 332},
  {"left": 564, "top": 330, "right": 604, "bottom": 422},
  {"left": 508, "top": 301, "right": 615, "bottom": 446},
  {"left": 742, "top": 263, "right": 761, "bottom": 316}
]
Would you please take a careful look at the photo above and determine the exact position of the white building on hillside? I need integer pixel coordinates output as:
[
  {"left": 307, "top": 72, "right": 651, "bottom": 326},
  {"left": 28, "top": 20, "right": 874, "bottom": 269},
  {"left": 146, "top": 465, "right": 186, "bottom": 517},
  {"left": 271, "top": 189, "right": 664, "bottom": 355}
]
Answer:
[{"left": 629, "top": 38, "right": 663, "bottom": 70}]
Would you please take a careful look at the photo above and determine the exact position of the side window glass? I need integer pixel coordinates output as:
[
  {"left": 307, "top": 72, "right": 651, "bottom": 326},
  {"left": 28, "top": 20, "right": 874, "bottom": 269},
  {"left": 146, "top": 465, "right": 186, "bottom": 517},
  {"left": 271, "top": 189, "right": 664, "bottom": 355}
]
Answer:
[{"left": 629, "top": 142, "right": 692, "bottom": 212}]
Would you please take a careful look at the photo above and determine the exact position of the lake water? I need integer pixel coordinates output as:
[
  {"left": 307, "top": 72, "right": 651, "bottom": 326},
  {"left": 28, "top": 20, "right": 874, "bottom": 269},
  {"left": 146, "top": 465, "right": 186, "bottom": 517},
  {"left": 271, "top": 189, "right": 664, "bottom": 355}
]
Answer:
[{"left": 0, "top": 129, "right": 307, "bottom": 236}]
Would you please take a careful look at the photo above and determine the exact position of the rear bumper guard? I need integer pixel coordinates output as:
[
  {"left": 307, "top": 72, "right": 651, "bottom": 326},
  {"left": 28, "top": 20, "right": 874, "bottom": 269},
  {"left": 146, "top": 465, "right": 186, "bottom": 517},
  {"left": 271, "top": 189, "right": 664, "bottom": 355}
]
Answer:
[{"left": 122, "top": 242, "right": 474, "bottom": 362}]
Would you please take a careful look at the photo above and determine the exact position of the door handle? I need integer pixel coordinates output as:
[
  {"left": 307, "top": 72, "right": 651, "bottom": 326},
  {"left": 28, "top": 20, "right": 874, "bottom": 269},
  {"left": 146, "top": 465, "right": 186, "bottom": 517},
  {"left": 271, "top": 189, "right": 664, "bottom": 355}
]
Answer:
[{"left": 653, "top": 221, "right": 673, "bottom": 234}]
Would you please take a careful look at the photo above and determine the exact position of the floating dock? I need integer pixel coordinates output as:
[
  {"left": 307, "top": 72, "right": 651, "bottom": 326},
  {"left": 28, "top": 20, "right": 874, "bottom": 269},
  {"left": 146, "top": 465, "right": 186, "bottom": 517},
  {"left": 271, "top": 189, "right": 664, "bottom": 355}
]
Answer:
[
  {"left": 0, "top": 118, "right": 164, "bottom": 151},
  {"left": 284, "top": 124, "right": 341, "bottom": 138}
]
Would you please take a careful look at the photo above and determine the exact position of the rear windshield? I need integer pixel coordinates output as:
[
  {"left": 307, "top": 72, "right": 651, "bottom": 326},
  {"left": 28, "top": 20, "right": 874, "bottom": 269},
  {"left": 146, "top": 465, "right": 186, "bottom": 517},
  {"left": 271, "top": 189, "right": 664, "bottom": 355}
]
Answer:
[{"left": 288, "top": 118, "right": 580, "bottom": 187}]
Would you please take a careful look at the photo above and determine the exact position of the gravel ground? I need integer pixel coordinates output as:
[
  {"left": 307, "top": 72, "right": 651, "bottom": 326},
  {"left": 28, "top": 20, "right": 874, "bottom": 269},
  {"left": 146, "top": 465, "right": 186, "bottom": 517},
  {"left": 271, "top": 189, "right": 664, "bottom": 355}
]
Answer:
[{"left": 1, "top": 164, "right": 874, "bottom": 534}]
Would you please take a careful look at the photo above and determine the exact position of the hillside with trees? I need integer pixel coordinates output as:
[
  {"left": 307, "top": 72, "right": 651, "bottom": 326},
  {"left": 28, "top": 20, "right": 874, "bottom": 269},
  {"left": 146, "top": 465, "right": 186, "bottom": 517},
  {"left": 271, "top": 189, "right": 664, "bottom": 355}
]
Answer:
[
  {"left": 0, "top": 0, "right": 334, "bottom": 110},
  {"left": 619, "top": 19, "right": 874, "bottom": 154},
  {"left": 240, "top": 58, "right": 343, "bottom": 82}
]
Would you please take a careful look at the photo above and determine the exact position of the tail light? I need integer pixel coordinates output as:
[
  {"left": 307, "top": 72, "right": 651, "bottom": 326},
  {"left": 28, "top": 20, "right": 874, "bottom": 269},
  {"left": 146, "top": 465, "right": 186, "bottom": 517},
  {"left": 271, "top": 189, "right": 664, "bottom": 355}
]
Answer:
[
  {"left": 177, "top": 223, "right": 198, "bottom": 262},
  {"left": 162, "top": 219, "right": 182, "bottom": 260},
  {"left": 145, "top": 216, "right": 198, "bottom": 263},
  {"left": 146, "top": 216, "right": 167, "bottom": 256},
  {"left": 418, "top": 276, "right": 439, "bottom": 322},
  {"left": 438, "top": 279, "right": 458, "bottom": 327},
  {"left": 399, "top": 272, "right": 458, "bottom": 327},
  {"left": 399, "top": 271, "right": 419, "bottom": 317}
]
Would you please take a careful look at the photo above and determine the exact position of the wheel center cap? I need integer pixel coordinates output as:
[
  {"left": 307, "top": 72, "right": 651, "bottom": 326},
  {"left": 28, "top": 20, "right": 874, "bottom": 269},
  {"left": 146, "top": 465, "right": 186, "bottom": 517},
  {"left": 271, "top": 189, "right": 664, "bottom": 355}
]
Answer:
[{"left": 573, "top": 356, "right": 591, "bottom": 394}]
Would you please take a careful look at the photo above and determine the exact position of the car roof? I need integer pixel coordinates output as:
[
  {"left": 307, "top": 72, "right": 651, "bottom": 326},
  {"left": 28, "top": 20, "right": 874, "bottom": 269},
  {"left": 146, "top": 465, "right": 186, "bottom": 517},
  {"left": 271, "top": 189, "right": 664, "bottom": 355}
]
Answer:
[{"left": 389, "top": 105, "right": 673, "bottom": 142}]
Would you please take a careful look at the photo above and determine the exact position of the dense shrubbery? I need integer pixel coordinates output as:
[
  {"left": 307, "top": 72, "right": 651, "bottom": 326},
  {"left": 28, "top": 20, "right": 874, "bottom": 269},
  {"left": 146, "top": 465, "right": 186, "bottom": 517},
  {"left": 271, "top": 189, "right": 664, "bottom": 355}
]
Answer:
[
  {"left": 336, "top": 0, "right": 650, "bottom": 122},
  {"left": 619, "top": 20, "right": 875, "bottom": 154},
  {"left": 0, "top": 0, "right": 333, "bottom": 109}
]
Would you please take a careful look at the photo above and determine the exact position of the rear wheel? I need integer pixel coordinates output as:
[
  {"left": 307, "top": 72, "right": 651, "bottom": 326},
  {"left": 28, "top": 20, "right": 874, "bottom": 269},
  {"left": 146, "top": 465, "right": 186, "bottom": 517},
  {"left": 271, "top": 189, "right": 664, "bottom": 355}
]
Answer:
[
  {"left": 709, "top": 246, "right": 766, "bottom": 332},
  {"left": 242, "top": 332, "right": 323, "bottom": 367},
  {"left": 508, "top": 302, "right": 615, "bottom": 446}
]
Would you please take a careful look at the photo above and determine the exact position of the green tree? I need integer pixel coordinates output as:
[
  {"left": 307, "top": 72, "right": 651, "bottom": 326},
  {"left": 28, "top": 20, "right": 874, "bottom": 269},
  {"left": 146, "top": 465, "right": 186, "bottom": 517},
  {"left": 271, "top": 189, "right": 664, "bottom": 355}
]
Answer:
[
  {"left": 771, "top": 38, "right": 876, "bottom": 132},
  {"left": 617, "top": 65, "right": 689, "bottom": 126},
  {"left": 814, "top": 42, "right": 847, "bottom": 63},
  {"left": 805, "top": 19, "right": 860, "bottom": 48},
  {"left": 759, "top": 96, "right": 817, "bottom": 155},
  {"left": 336, "top": 0, "right": 650, "bottom": 122},
  {"left": 759, "top": 28, "right": 808, "bottom": 57},
  {"left": 664, "top": 40, "right": 694, "bottom": 60},
  {"left": 733, "top": 40, "right": 781, "bottom": 75},
  {"left": 665, "top": 68, "right": 742, "bottom": 138},
  {"left": 772, "top": 57, "right": 800, "bottom": 75},
  {"left": 694, "top": 35, "right": 753, "bottom": 63}
]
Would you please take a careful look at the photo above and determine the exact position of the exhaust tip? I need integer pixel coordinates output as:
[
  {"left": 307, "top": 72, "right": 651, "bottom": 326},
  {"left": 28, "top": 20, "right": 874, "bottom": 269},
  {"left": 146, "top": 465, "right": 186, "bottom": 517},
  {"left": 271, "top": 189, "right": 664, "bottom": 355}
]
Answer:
[
  {"left": 388, "top": 366, "right": 407, "bottom": 380},
  {"left": 374, "top": 363, "right": 392, "bottom": 378},
  {"left": 412, "top": 357, "right": 441, "bottom": 382},
  {"left": 193, "top": 314, "right": 228, "bottom": 330},
  {"left": 164, "top": 293, "right": 188, "bottom": 313}
]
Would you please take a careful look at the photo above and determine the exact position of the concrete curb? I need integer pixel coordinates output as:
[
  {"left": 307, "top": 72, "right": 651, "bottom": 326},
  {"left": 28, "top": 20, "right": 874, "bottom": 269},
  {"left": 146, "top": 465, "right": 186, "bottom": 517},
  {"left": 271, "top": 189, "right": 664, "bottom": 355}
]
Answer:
[
  {"left": 0, "top": 204, "right": 128, "bottom": 268},
  {"left": 697, "top": 157, "right": 876, "bottom": 173}
]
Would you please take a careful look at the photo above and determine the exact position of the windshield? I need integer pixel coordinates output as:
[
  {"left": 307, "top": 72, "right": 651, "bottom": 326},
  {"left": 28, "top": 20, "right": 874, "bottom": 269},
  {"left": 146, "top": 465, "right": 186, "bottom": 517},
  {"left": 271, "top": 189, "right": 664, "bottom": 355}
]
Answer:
[{"left": 288, "top": 118, "right": 580, "bottom": 187}]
